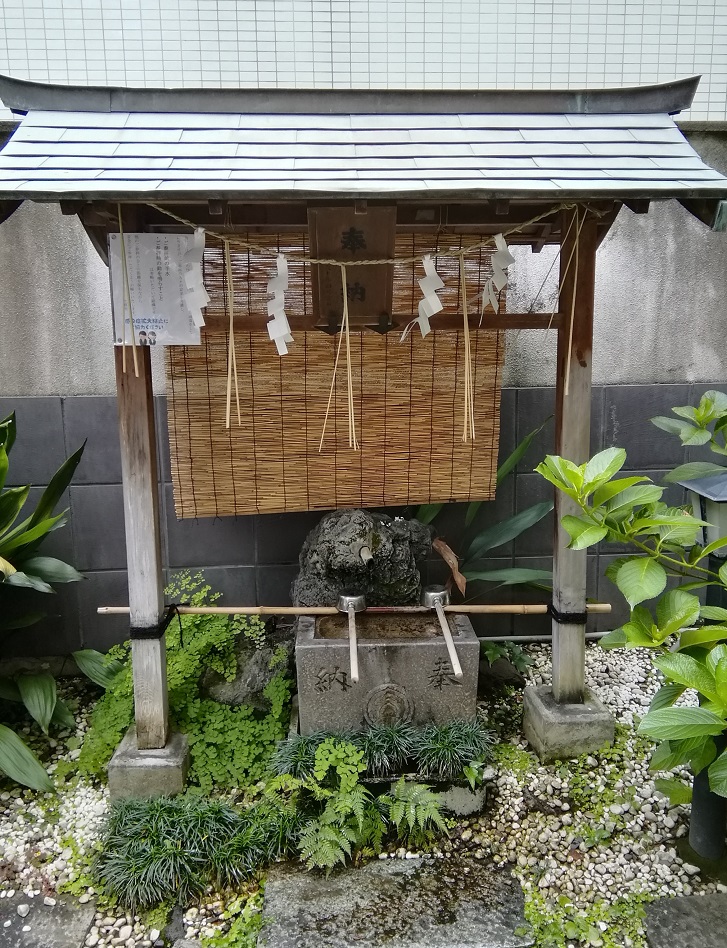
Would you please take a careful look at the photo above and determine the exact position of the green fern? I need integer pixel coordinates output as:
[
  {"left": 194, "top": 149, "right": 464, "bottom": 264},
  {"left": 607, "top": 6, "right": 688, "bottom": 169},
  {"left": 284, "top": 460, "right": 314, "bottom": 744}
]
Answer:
[
  {"left": 298, "top": 820, "right": 354, "bottom": 873},
  {"left": 385, "top": 778, "right": 448, "bottom": 847}
]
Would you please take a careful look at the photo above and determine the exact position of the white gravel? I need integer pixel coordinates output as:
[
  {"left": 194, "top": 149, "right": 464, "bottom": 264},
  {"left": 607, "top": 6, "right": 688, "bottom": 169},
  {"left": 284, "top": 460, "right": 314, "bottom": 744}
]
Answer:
[{"left": 0, "top": 646, "right": 722, "bottom": 948}]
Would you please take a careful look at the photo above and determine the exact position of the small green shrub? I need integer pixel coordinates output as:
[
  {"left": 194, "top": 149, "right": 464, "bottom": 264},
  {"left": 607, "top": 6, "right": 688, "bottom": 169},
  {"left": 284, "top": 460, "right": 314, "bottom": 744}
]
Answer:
[
  {"left": 273, "top": 719, "right": 494, "bottom": 784},
  {"left": 355, "top": 724, "right": 416, "bottom": 777},
  {"left": 412, "top": 720, "right": 495, "bottom": 781},
  {"left": 95, "top": 794, "right": 297, "bottom": 910},
  {"left": 80, "top": 572, "right": 292, "bottom": 792}
]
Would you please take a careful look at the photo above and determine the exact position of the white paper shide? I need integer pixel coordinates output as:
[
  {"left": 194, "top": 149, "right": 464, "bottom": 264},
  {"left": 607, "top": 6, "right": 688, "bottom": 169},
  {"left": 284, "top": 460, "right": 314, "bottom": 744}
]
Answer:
[{"left": 109, "top": 230, "right": 209, "bottom": 346}]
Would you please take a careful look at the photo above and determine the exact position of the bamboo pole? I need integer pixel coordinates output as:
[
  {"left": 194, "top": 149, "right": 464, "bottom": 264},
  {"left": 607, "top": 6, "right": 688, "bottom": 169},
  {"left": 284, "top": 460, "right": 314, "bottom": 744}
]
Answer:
[{"left": 98, "top": 603, "right": 611, "bottom": 617}]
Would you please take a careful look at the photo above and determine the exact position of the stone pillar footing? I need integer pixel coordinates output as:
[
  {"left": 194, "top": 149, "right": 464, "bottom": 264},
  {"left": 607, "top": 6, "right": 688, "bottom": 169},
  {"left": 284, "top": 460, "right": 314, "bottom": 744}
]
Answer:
[
  {"left": 108, "top": 726, "right": 189, "bottom": 801},
  {"left": 523, "top": 684, "right": 614, "bottom": 761}
]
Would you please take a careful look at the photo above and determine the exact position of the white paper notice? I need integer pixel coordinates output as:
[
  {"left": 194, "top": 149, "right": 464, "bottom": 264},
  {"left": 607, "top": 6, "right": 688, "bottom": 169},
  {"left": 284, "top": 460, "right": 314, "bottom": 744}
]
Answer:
[{"left": 109, "top": 232, "right": 207, "bottom": 346}]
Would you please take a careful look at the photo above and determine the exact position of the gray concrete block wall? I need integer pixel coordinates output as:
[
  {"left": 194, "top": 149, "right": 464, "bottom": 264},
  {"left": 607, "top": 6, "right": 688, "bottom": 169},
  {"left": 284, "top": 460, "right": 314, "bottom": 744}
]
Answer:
[{"left": 2, "top": 381, "right": 721, "bottom": 657}]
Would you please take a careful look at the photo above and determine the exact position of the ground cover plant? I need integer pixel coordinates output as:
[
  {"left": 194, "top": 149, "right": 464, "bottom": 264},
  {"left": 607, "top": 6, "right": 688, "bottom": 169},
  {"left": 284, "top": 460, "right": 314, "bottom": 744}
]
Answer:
[
  {"left": 95, "top": 740, "right": 449, "bottom": 908},
  {"left": 272, "top": 718, "right": 495, "bottom": 784},
  {"left": 79, "top": 572, "right": 292, "bottom": 792},
  {"left": 536, "top": 389, "right": 727, "bottom": 802}
]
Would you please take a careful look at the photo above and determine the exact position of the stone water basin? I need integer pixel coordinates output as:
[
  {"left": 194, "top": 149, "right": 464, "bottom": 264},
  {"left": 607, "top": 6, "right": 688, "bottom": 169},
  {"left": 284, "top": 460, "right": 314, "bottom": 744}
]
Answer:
[{"left": 295, "top": 612, "right": 479, "bottom": 734}]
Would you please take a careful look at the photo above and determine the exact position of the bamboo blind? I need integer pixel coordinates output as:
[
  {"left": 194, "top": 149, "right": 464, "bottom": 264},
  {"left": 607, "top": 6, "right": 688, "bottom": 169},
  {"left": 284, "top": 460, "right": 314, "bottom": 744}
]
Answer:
[{"left": 166, "top": 233, "right": 505, "bottom": 517}]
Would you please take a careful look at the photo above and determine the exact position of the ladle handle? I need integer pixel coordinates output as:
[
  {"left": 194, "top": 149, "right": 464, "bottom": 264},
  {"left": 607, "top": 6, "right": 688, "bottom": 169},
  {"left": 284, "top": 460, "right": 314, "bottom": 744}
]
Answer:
[
  {"left": 434, "top": 599, "right": 463, "bottom": 680},
  {"left": 347, "top": 604, "right": 360, "bottom": 684}
]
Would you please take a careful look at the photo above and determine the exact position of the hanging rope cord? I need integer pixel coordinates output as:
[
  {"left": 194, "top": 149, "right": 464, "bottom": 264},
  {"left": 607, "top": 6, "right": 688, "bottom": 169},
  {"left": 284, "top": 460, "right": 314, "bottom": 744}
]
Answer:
[
  {"left": 146, "top": 200, "right": 600, "bottom": 442},
  {"left": 145, "top": 200, "right": 603, "bottom": 265}
]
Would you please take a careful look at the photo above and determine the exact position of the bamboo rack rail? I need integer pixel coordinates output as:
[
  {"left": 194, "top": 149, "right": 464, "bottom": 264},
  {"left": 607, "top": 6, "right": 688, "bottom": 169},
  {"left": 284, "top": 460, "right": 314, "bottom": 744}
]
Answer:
[{"left": 98, "top": 602, "right": 611, "bottom": 616}]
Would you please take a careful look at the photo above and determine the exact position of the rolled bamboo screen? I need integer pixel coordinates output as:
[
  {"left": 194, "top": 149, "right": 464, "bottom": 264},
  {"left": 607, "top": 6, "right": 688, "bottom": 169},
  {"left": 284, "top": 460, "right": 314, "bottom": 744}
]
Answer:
[{"left": 166, "top": 233, "right": 505, "bottom": 517}]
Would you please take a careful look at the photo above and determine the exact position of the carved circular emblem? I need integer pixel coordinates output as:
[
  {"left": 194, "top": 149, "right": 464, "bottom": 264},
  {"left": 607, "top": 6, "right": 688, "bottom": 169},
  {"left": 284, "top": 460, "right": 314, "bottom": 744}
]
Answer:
[{"left": 364, "top": 683, "right": 414, "bottom": 727}]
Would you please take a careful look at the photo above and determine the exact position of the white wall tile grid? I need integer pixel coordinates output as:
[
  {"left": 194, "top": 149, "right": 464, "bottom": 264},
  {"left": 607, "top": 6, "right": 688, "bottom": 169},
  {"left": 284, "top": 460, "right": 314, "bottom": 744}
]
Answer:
[{"left": 0, "top": 1, "right": 725, "bottom": 121}]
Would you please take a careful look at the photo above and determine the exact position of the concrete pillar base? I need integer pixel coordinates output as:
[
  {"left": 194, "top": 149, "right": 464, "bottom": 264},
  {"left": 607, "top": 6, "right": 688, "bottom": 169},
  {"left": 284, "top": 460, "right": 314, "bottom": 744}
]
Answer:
[
  {"left": 523, "top": 684, "right": 614, "bottom": 761},
  {"left": 108, "top": 726, "right": 189, "bottom": 801}
]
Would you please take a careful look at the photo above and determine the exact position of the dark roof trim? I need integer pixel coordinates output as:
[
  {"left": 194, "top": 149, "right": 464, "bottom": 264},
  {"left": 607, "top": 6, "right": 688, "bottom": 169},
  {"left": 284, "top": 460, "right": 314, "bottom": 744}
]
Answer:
[{"left": 0, "top": 74, "right": 701, "bottom": 116}]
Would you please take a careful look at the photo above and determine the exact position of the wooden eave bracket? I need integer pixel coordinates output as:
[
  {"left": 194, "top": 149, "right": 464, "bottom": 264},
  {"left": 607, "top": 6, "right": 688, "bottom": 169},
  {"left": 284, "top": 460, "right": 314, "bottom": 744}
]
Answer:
[{"left": 679, "top": 197, "right": 727, "bottom": 231}]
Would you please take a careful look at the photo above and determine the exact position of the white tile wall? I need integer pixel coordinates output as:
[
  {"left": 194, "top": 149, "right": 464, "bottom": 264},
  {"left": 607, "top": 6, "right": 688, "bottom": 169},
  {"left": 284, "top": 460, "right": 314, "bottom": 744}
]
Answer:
[{"left": 0, "top": 0, "right": 724, "bottom": 121}]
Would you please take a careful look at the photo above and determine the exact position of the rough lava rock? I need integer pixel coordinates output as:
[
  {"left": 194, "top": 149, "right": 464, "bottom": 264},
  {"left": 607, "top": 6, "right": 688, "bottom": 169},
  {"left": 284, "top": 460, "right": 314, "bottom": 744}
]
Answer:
[
  {"left": 291, "top": 509, "right": 432, "bottom": 606},
  {"left": 201, "top": 620, "right": 295, "bottom": 709}
]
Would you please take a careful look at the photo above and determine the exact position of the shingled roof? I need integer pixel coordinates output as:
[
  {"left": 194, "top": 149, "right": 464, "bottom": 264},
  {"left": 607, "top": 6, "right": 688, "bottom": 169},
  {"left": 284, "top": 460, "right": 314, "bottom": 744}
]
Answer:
[{"left": 0, "top": 74, "right": 725, "bottom": 205}]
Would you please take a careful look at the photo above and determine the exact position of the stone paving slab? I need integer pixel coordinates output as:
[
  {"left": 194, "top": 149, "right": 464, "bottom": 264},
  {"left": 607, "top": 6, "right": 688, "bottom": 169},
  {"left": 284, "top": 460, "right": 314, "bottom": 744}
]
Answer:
[
  {"left": 0, "top": 892, "right": 95, "bottom": 948},
  {"left": 260, "top": 855, "right": 534, "bottom": 948},
  {"left": 646, "top": 893, "right": 727, "bottom": 948}
]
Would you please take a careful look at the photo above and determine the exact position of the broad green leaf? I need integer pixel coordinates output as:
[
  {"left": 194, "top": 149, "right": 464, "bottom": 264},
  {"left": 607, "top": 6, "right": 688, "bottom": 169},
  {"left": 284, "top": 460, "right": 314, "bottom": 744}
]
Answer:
[
  {"left": 21, "top": 557, "right": 83, "bottom": 584},
  {"left": 702, "top": 606, "right": 727, "bottom": 622},
  {"left": 654, "top": 777, "right": 693, "bottom": 806},
  {"left": 0, "top": 723, "right": 53, "bottom": 791},
  {"left": 0, "top": 444, "right": 7, "bottom": 493},
  {"left": 663, "top": 462, "right": 726, "bottom": 483},
  {"left": 50, "top": 699, "right": 75, "bottom": 730},
  {"left": 679, "top": 625, "right": 727, "bottom": 649},
  {"left": 496, "top": 419, "right": 550, "bottom": 487},
  {"left": 691, "top": 737, "right": 719, "bottom": 774},
  {"left": 462, "top": 567, "right": 553, "bottom": 587},
  {"left": 708, "top": 750, "right": 727, "bottom": 798},
  {"left": 704, "top": 390, "right": 727, "bottom": 413},
  {"left": 0, "top": 485, "right": 30, "bottom": 536},
  {"left": 652, "top": 652, "right": 718, "bottom": 702},
  {"left": 649, "top": 736, "right": 714, "bottom": 772},
  {"left": 620, "top": 604, "right": 657, "bottom": 647},
  {"left": 648, "top": 683, "right": 685, "bottom": 712},
  {"left": 0, "top": 612, "right": 46, "bottom": 632},
  {"left": 535, "top": 455, "right": 583, "bottom": 496},
  {"left": 605, "top": 484, "right": 664, "bottom": 521},
  {"left": 464, "top": 501, "right": 481, "bottom": 527},
  {"left": 561, "top": 515, "right": 608, "bottom": 551},
  {"left": 0, "top": 677, "right": 21, "bottom": 702},
  {"left": 707, "top": 644, "right": 727, "bottom": 677},
  {"left": 17, "top": 673, "right": 57, "bottom": 735},
  {"left": 416, "top": 503, "right": 443, "bottom": 525},
  {"left": 715, "top": 657, "right": 727, "bottom": 705},
  {"left": 72, "top": 649, "right": 125, "bottom": 689},
  {"left": 656, "top": 589, "right": 701, "bottom": 637},
  {"left": 720, "top": 562, "right": 727, "bottom": 586},
  {"left": 592, "top": 476, "right": 649, "bottom": 508},
  {"left": 699, "top": 537, "right": 727, "bottom": 559},
  {"left": 599, "top": 628, "right": 628, "bottom": 649},
  {"left": 1, "top": 512, "right": 67, "bottom": 555},
  {"left": 0, "top": 412, "right": 16, "bottom": 454},
  {"left": 582, "top": 448, "right": 627, "bottom": 493},
  {"left": 651, "top": 416, "right": 696, "bottom": 438},
  {"left": 5, "top": 571, "right": 55, "bottom": 594},
  {"left": 465, "top": 500, "right": 553, "bottom": 559},
  {"left": 28, "top": 442, "right": 85, "bottom": 528},
  {"left": 682, "top": 427, "right": 713, "bottom": 446},
  {"left": 613, "top": 557, "right": 667, "bottom": 608},
  {"left": 672, "top": 405, "right": 699, "bottom": 423},
  {"left": 638, "top": 706, "right": 726, "bottom": 742}
]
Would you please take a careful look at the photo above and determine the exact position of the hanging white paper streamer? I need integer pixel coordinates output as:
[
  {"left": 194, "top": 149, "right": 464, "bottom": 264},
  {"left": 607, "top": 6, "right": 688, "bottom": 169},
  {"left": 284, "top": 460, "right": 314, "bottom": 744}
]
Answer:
[
  {"left": 401, "top": 254, "right": 445, "bottom": 340},
  {"left": 182, "top": 228, "right": 209, "bottom": 328},
  {"left": 266, "top": 253, "right": 293, "bottom": 356},
  {"left": 480, "top": 234, "right": 515, "bottom": 323}
]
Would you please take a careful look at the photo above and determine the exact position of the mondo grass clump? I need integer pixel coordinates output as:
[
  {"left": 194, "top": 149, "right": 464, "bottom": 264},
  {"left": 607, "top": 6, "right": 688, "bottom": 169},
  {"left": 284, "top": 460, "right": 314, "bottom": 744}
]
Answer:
[
  {"left": 273, "top": 718, "right": 494, "bottom": 783},
  {"left": 95, "top": 794, "right": 299, "bottom": 910}
]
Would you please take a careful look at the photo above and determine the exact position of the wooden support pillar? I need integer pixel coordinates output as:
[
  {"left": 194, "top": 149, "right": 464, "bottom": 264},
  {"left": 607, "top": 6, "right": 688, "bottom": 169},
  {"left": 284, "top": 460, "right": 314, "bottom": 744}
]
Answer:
[
  {"left": 115, "top": 345, "right": 169, "bottom": 748},
  {"left": 552, "top": 208, "right": 598, "bottom": 703}
]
